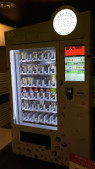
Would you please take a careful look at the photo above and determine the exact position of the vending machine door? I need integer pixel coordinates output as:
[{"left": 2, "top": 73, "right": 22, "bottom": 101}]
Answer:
[{"left": 9, "top": 42, "right": 59, "bottom": 131}]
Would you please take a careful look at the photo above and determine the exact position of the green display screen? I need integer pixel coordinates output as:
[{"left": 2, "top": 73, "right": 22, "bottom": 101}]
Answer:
[{"left": 65, "top": 56, "right": 85, "bottom": 81}]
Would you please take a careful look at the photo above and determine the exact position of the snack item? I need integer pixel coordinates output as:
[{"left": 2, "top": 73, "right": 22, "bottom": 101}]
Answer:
[
  {"left": 38, "top": 51, "right": 43, "bottom": 60},
  {"left": 51, "top": 88, "right": 56, "bottom": 100},
  {"left": 29, "top": 88, "right": 33, "bottom": 98},
  {"left": 39, "top": 88, "right": 45, "bottom": 99},
  {"left": 51, "top": 102, "right": 56, "bottom": 112},
  {"left": 45, "top": 77, "right": 50, "bottom": 87},
  {"left": 34, "top": 101, "right": 39, "bottom": 110},
  {"left": 44, "top": 64, "right": 50, "bottom": 74},
  {"left": 51, "top": 75, "right": 56, "bottom": 86},
  {"left": 50, "top": 64, "right": 56, "bottom": 74},
  {"left": 33, "top": 51, "right": 37, "bottom": 60},
  {"left": 34, "top": 88, "right": 39, "bottom": 99},
  {"left": 45, "top": 88, "right": 50, "bottom": 100},
  {"left": 45, "top": 101, "right": 50, "bottom": 112},
  {"left": 27, "top": 77, "right": 32, "bottom": 86},
  {"left": 38, "top": 65, "right": 44, "bottom": 74},
  {"left": 21, "top": 52, "right": 27, "bottom": 60},
  {"left": 44, "top": 50, "right": 50, "bottom": 60},
  {"left": 22, "top": 100, "right": 28, "bottom": 109},
  {"left": 29, "top": 101, "right": 34, "bottom": 110},
  {"left": 21, "top": 65, "right": 27, "bottom": 73},
  {"left": 22, "top": 77, "right": 27, "bottom": 86},
  {"left": 27, "top": 65, "right": 32, "bottom": 73},
  {"left": 33, "top": 65, "right": 38, "bottom": 74},
  {"left": 22, "top": 88, "right": 27, "bottom": 98},
  {"left": 33, "top": 79, "right": 38, "bottom": 86},
  {"left": 39, "top": 100, "right": 44, "bottom": 111},
  {"left": 50, "top": 51, "right": 55, "bottom": 60},
  {"left": 27, "top": 53, "right": 32, "bottom": 60}
]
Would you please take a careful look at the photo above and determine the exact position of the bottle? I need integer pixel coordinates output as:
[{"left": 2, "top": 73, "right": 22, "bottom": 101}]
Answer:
[
  {"left": 51, "top": 88, "right": 56, "bottom": 100},
  {"left": 34, "top": 88, "right": 39, "bottom": 99},
  {"left": 29, "top": 88, "right": 33, "bottom": 99},
  {"left": 39, "top": 88, "right": 45, "bottom": 99},
  {"left": 22, "top": 88, "right": 28, "bottom": 98},
  {"left": 45, "top": 88, "right": 50, "bottom": 100}
]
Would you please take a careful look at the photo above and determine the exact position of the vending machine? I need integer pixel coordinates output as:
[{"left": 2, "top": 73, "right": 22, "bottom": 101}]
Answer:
[{"left": 5, "top": 5, "right": 95, "bottom": 167}]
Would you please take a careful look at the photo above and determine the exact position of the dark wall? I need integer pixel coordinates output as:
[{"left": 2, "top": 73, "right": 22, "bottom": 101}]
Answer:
[{"left": 0, "top": 46, "right": 7, "bottom": 72}]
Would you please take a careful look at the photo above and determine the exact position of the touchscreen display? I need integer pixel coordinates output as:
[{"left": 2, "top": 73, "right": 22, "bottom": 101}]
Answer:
[
  {"left": 65, "top": 56, "right": 85, "bottom": 81},
  {"left": 65, "top": 45, "right": 85, "bottom": 81}
]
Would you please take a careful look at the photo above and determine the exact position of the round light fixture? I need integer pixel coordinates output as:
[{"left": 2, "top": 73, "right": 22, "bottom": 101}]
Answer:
[
  {"left": 53, "top": 8, "right": 77, "bottom": 36},
  {"left": 0, "top": 1, "right": 15, "bottom": 8}
]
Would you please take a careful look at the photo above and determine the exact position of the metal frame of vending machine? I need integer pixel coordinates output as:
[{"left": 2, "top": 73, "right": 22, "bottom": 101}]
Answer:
[{"left": 5, "top": 5, "right": 95, "bottom": 167}]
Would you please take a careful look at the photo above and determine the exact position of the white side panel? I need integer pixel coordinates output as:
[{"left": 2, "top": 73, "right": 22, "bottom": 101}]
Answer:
[{"left": 10, "top": 50, "right": 19, "bottom": 124}]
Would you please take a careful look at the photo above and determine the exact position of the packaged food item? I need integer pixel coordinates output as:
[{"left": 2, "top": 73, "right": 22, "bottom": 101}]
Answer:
[
  {"left": 39, "top": 100, "right": 44, "bottom": 111},
  {"left": 27, "top": 65, "right": 32, "bottom": 73},
  {"left": 33, "top": 79, "right": 38, "bottom": 87},
  {"left": 51, "top": 75, "right": 56, "bottom": 86},
  {"left": 38, "top": 51, "right": 43, "bottom": 60},
  {"left": 33, "top": 65, "right": 38, "bottom": 74},
  {"left": 22, "top": 77, "right": 27, "bottom": 86},
  {"left": 21, "top": 65, "right": 27, "bottom": 73},
  {"left": 27, "top": 77, "right": 32, "bottom": 86},
  {"left": 45, "top": 101, "right": 51, "bottom": 112},
  {"left": 34, "top": 101, "right": 39, "bottom": 111},
  {"left": 29, "top": 88, "right": 33, "bottom": 98},
  {"left": 27, "top": 53, "right": 32, "bottom": 60},
  {"left": 22, "top": 100, "right": 28, "bottom": 110},
  {"left": 50, "top": 64, "right": 56, "bottom": 74},
  {"left": 29, "top": 101, "right": 34, "bottom": 110},
  {"left": 51, "top": 88, "right": 56, "bottom": 100},
  {"left": 44, "top": 50, "right": 50, "bottom": 60},
  {"left": 44, "top": 64, "right": 50, "bottom": 74},
  {"left": 34, "top": 88, "right": 39, "bottom": 99},
  {"left": 39, "top": 88, "right": 45, "bottom": 99},
  {"left": 44, "top": 77, "right": 50, "bottom": 87},
  {"left": 38, "top": 79, "right": 44, "bottom": 87},
  {"left": 51, "top": 102, "right": 57, "bottom": 112},
  {"left": 50, "top": 51, "right": 55, "bottom": 60},
  {"left": 33, "top": 51, "right": 37, "bottom": 60},
  {"left": 22, "top": 88, "right": 28, "bottom": 98},
  {"left": 45, "top": 88, "right": 50, "bottom": 100},
  {"left": 21, "top": 52, "right": 27, "bottom": 60},
  {"left": 38, "top": 65, "right": 44, "bottom": 74}
]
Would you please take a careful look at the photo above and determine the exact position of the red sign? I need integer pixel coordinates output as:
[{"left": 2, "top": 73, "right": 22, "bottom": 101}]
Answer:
[{"left": 65, "top": 45, "right": 85, "bottom": 56}]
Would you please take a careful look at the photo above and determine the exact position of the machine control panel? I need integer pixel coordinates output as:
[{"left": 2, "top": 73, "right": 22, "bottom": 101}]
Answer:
[{"left": 66, "top": 88, "right": 73, "bottom": 100}]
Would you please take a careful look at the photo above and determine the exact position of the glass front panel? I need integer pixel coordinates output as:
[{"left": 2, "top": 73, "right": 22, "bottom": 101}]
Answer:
[{"left": 10, "top": 47, "right": 58, "bottom": 130}]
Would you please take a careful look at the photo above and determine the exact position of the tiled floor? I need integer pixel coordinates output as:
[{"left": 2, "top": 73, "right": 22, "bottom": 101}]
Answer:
[{"left": 0, "top": 128, "right": 11, "bottom": 151}]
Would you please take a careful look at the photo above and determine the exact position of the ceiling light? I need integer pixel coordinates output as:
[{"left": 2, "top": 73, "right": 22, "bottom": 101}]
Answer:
[{"left": 0, "top": 2, "right": 15, "bottom": 8}]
